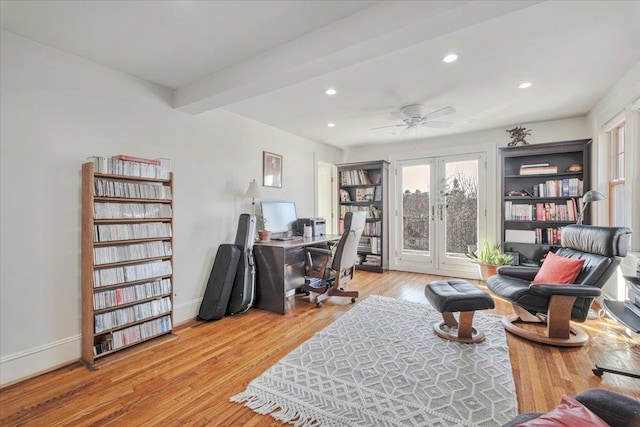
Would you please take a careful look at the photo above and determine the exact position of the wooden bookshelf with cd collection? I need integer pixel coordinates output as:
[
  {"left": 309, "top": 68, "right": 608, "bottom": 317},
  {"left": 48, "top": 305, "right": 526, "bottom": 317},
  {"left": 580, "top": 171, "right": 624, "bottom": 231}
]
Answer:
[
  {"left": 81, "top": 155, "right": 175, "bottom": 368},
  {"left": 500, "top": 139, "right": 591, "bottom": 266},
  {"left": 337, "top": 160, "right": 389, "bottom": 273}
]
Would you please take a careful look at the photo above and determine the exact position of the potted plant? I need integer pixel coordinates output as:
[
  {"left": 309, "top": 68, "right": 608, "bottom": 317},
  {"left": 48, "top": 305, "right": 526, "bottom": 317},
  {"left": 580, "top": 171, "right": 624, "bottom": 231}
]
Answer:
[
  {"left": 256, "top": 214, "right": 271, "bottom": 242},
  {"left": 467, "top": 240, "right": 513, "bottom": 280}
]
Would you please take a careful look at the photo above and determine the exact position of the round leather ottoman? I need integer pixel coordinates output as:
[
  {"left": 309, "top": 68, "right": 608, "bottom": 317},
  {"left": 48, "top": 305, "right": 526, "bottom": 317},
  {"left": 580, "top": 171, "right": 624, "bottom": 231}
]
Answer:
[{"left": 424, "top": 279, "right": 495, "bottom": 343}]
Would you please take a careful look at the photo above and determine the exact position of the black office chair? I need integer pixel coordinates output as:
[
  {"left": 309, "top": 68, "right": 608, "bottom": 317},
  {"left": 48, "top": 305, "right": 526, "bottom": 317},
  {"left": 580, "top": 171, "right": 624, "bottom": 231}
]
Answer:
[
  {"left": 301, "top": 211, "right": 366, "bottom": 308},
  {"left": 487, "top": 225, "right": 632, "bottom": 347}
]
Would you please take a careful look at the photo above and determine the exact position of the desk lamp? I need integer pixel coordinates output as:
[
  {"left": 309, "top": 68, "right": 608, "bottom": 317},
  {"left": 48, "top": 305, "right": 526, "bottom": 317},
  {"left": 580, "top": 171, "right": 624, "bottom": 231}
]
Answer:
[
  {"left": 244, "top": 179, "right": 263, "bottom": 215},
  {"left": 577, "top": 190, "right": 606, "bottom": 225}
]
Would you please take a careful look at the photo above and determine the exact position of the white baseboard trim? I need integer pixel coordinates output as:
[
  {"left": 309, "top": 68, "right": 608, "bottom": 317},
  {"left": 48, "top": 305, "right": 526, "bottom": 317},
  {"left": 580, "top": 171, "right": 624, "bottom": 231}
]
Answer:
[
  {"left": 0, "top": 334, "right": 80, "bottom": 387},
  {"left": 0, "top": 298, "right": 203, "bottom": 388}
]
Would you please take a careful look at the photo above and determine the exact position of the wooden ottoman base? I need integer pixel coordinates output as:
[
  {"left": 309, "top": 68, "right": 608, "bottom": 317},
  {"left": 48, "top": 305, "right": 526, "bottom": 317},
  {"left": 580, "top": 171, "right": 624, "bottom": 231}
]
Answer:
[{"left": 434, "top": 311, "right": 485, "bottom": 343}]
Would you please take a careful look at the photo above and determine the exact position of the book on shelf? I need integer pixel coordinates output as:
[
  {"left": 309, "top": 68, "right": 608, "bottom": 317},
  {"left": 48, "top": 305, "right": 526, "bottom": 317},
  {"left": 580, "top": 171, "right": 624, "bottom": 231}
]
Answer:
[
  {"left": 112, "top": 155, "right": 161, "bottom": 165},
  {"left": 339, "top": 189, "right": 351, "bottom": 202},
  {"left": 519, "top": 165, "right": 558, "bottom": 175},
  {"left": 505, "top": 229, "right": 536, "bottom": 244},
  {"left": 520, "top": 162, "right": 550, "bottom": 168}
]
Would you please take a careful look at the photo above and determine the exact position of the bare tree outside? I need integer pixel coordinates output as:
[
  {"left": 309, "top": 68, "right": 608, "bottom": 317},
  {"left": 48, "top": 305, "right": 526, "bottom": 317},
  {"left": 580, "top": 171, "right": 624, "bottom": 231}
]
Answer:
[{"left": 403, "top": 168, "right": 478, "bottom": 254}]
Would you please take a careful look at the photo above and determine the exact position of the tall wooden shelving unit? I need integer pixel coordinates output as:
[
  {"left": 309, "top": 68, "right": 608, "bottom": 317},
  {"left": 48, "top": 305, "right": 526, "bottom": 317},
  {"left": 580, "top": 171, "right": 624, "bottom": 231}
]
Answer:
[
  {"left": 81, "top": 160, "right": 175, "bottom": 368},
  {"left": 499, "top": 139, "right": 591, "bottom": 265},
  {"left": 337, "top": 161, "right": 389, "bottom": 273}
]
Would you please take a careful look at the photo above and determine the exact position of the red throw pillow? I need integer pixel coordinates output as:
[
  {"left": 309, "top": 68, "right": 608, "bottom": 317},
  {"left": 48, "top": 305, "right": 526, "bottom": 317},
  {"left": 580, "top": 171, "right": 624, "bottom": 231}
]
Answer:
[
  {"left": 515, "top": 395, "right": 609, "bottom": 426},
  {"left": 532, "top": 251, "right": 584, "bottom": 284}
]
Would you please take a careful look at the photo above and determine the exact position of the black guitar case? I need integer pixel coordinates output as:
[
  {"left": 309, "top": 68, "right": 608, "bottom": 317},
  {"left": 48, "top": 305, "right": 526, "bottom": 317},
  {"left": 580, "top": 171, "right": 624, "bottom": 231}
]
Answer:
[
  {"left": 197, "top": 244, "right": 241, "bottom": 321},
  {"left": 227, "top": 213, "right": 257, "bottom": 315}
]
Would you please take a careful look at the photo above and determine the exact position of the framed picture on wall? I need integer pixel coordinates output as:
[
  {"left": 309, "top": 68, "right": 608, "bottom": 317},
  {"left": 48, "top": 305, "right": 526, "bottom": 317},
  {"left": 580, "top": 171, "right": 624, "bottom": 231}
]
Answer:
[{"left": 263, "top": 151, "right": 282, "bottom": 188}]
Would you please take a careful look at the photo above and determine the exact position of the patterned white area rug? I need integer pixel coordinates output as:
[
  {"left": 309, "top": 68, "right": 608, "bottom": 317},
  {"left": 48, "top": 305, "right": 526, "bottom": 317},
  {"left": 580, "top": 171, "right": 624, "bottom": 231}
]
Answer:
[{"left": 231, "top": 295, "right": 517, "bottom": 426}]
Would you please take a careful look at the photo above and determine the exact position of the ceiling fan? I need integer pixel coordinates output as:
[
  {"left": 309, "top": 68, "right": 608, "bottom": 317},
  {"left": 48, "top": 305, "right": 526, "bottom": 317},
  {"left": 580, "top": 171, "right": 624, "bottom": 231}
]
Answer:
[{"left": 371, "top": 104, "right": 456, "bottom": 134}]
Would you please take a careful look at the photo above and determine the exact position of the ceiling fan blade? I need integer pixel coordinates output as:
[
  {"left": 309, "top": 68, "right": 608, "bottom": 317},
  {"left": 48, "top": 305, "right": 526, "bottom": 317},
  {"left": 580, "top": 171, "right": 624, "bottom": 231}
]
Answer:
[
  {"left": 370, "top": 123, "right": 405, "bottom": 131},
  {"left": 390, "top": 111, "right": 407, "bottom": 119},
  {"left": 421, "top": 120, "right": 452, "bottom": 128},
  {"left": 425, "top": 106, "right": 456, "bottom": 120},
  {"left": 398, "top": 126, "right": 413, "bottom": 135}
]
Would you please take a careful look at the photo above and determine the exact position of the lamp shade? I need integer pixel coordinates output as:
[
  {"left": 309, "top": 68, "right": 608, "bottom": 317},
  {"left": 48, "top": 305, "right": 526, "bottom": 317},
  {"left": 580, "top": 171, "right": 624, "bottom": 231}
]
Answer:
[
  {"left": 244, "top": 179, "right": 263, "bottom": 199},
  {"left": 582, "top": 190, "right": 606, "bottom": 204},
  {"left": 577, "top": 190, "right": 606, "bottom": 224}
]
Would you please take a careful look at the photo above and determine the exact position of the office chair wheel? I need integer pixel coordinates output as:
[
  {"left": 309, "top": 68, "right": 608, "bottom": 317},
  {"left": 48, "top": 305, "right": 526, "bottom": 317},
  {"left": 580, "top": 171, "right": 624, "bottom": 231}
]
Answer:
[
  {"left": 592, "top": 368, "right": 604, "bottom": 377},
  {"left": 351, "top": 298, "right": 357, "bottom": 304},
  {"left": 316, "top": 302, "right": 323, "bottom": 308}
]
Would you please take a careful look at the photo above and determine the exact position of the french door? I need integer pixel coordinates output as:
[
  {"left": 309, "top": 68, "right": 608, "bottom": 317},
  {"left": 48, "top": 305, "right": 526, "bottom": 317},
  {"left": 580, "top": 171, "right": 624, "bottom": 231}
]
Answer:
[{"left": 394, "top": 153, "right": 485, "bottom": 276}]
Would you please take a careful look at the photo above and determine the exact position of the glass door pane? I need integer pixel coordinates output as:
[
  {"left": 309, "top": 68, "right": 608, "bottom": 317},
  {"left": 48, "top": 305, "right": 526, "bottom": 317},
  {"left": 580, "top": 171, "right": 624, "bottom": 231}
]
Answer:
[
  {"left": 398, "top": 160, "right": 434, "bottom": 266},
  {"left": 438, "top": 157, "right": 480, "bottom": 268}
]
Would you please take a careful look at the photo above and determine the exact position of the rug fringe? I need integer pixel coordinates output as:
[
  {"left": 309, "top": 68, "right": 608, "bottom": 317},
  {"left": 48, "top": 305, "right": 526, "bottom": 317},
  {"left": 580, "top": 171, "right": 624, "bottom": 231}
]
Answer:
[{"left": 230, "top": 389, "right": 322, "bottom": 427}]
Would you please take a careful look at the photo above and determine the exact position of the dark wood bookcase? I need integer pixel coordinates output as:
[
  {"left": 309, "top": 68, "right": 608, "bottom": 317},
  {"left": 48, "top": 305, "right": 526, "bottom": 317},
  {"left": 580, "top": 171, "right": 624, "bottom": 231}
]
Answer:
[
  {"left": 499, "top": 139, "right": 591, "bottom": 266},
  {"left": 337, "top": 160, "right": 389, "bottom": 273},
  {"left": 81, "top": 160, "right": 175, "bottom": 368}
]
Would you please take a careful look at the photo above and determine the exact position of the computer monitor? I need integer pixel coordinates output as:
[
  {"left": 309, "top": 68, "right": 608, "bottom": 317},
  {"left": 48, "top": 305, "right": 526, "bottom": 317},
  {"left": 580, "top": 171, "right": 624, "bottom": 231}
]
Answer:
[{"left": 260, "top": 201, "right": 297, "bottom": 236}]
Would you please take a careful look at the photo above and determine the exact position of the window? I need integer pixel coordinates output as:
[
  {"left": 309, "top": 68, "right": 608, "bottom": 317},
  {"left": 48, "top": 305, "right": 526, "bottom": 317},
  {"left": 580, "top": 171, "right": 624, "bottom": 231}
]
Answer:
[{"left": 608, "top": 122, "right": 625, "bottom": 226}]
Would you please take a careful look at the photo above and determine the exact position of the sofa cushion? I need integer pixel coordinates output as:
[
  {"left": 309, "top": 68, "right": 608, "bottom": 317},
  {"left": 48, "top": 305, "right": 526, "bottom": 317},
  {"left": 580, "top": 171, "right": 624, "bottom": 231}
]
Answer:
[
  {"left": 532, "top": 251, "right": 585, "bottom": 284},
  {"left": 515, "top": 395, "right": 609, "bottom": 427}
]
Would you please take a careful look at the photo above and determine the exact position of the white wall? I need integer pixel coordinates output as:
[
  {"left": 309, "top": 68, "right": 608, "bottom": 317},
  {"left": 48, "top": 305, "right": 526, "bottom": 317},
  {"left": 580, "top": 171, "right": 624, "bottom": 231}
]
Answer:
[
  {"left": 0, "top": 30, "right": 341, "bottom": 386},
  {"left": 586, "top": 62, "right": 640, "bottom": 300}
]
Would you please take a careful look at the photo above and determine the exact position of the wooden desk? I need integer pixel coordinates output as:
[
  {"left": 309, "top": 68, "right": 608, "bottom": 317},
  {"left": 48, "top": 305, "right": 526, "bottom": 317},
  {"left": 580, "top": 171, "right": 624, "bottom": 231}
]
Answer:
[{"left": 253, "top": 235, "right": 341, "bottom": 314}]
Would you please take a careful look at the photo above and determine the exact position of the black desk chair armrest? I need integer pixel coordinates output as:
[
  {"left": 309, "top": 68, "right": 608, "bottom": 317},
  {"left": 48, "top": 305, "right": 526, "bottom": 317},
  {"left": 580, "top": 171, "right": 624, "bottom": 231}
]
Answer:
[
  {"left": 496, "top": 266, "right": 539, "bottom": 281},
  {"left": 305, "top": 246, "right": 333, "bottom": 256},
  {"left": 529, "top": 284, "right": 602, "bottom": 297}
]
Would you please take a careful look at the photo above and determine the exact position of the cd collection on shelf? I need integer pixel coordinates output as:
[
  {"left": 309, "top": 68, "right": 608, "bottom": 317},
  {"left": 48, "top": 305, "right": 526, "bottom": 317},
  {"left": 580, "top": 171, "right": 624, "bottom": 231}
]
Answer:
[
  {"left": 93, "top": 278, "right": 172, "bottom": 310},
  {"left": 88, "top": 155, "right": 171, "bottom": 179},
  {"left": 94, "top": 202, "right": 172, "bottom": 219},
  {"left": 94, "top": 178, "right": 172, "bottom": 199},
  {"left": 93, "top": 260, "right": 173, "bottom": 288},
  {"left": 93, "top": 222, "right": 172, "bottom": 242},
  {"left": 94, "top": 297, "right": 172, "bottom": 333},
  {"left": 82, "top": 155, "right": 175, "bottom": 366},
  {"left": 93, "top": 241, "right": 172, "bottom": 265}
]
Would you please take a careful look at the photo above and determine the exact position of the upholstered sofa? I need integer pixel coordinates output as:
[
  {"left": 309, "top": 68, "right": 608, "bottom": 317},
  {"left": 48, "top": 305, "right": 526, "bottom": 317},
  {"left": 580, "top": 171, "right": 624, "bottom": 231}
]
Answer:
[{"left": 502, "top": 388, "right": 640, "bottom": 427}]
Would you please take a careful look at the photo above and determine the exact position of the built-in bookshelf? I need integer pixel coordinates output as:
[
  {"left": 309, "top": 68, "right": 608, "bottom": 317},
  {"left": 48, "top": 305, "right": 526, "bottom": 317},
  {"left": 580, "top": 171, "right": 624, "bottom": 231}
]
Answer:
[
  {"left": 81, "top": 157, "right": 175, "bottom": 368},
  {"left": 499, "top": 139, "right": 590, "bottom": 265},
  {"left": 337, "top": 161, "right": 389, "bottom": 273}
]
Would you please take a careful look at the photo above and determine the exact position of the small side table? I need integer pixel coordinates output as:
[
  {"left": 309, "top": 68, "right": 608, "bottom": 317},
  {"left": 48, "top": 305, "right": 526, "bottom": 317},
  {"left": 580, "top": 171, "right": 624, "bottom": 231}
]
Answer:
[{"left": 592, "top": 300, "right": 640, "bottom": 379}]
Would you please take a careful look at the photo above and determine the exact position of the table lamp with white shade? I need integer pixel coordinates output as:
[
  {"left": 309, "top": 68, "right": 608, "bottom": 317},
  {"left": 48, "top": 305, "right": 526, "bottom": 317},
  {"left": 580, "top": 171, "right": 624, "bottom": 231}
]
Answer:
[{"left": 244, "top": 179, "right": 263, "bottom": 215}]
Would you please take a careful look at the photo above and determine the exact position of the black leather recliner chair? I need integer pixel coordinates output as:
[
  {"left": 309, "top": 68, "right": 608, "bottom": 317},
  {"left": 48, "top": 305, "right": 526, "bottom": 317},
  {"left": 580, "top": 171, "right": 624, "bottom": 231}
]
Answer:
[{"left": 487, "top": 225, "right": 632, "bottom": 347}]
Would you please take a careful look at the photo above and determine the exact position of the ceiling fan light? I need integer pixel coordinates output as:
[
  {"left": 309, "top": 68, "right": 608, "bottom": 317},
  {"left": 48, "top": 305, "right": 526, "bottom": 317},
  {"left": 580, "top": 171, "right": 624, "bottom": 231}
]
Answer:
[
  {"left": 325, "top": 88, "right": 337, "bottom": 95},
  {"left": 443, "top": 54, "right": 458, "bottom": 63}
]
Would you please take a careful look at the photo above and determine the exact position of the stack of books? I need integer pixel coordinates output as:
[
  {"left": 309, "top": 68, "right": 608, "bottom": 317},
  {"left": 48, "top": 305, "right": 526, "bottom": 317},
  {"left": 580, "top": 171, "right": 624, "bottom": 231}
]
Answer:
[{"left": 519, "top": 162, "right": 558, "bottom": 175}]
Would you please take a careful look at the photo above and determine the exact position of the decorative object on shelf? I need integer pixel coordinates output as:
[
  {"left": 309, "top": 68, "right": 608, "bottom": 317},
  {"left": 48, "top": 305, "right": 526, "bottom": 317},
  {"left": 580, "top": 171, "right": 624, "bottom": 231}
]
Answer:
[
  {"left": 263, "top": 151, "right": 282, "bottom": 188},
  {"left": 506, "top": 126, "right": 532, "bottom": 146},
  {"left": 243, "top": 179, "right": 263, "bottom": 215},
  {"left": 565, "top": 163, "right": 583, "bottom": 172},
  {"left": 577, "top": 190, "right": 606, "bottom": 225},
  {"left": 466, "top": 241, "right": 513, "bottom": 280}
]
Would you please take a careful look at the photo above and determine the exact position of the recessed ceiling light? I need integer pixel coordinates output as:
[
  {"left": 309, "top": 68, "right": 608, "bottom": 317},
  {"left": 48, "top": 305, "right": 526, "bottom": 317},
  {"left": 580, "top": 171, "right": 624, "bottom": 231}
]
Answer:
[
  {"left": 518, "top": 82, "right": 532, "bottom": 89},
  {"left": 443, "top": 54, "right": 458, "bottom": 63},
  {"left": 325, "top": 88, "right": 337, "bottom": 95},
  {"left": 327, "top": 123, "right": 335, "bottom": 127}
]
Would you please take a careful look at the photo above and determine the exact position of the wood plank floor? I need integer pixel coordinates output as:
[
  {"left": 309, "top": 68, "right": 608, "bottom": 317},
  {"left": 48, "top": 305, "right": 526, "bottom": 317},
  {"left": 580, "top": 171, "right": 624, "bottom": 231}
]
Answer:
[{"left": 2, "top": 270, "right": 639, "bottom": 426}]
